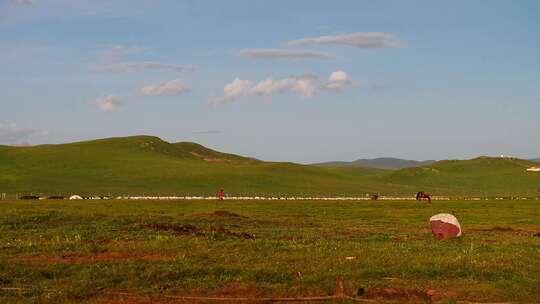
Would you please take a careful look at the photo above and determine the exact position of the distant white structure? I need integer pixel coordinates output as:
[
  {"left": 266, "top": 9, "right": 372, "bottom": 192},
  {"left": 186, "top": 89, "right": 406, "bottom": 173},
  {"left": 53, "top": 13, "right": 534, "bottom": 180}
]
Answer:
[
  {"left": 526, "top": 167, "right": 540, "bottom": 172},
  {"left": 69, "top": 195, "right": 83, "bottom": 200},
  {"left": 500, "top": 154, "right": 516, "bottom": 159}
]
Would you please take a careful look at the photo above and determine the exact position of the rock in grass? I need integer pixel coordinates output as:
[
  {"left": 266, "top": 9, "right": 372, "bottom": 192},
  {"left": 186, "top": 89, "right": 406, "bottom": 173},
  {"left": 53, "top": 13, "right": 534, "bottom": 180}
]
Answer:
[{"left": 429, "top": 213, "right": 462, "bottom": 240}]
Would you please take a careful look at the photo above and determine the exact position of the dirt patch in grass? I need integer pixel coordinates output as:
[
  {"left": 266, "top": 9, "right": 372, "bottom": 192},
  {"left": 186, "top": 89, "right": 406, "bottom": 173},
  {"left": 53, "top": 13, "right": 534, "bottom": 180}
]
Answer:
[
  {"left": 346, "top": 226, "right": 392, "bottom": 233},
  {"left": 471, "top": 226, "right": 540, "bottom": 236},
  {"left": 206, "top": 283, "right": 266, "bottom": 298},
  {"left": 91, "top": 297, "right": 163, "bottom": 304},
  {"left": 360, "top": 287, "right": 461, "bottom": 301},
  {"left": 92, "top": 284, "right": 268, "bottom": 304},
  {"left": 144, "top": 223, "right": 204, "bottom": 236},
  {"left": 425, "top": 288, "right": 463, "bottom": 301},
  {"left": 85, "top": 286, "right": 463, "bottom": 304},
  {"left": 13, "top": 252, "right": 175, "bottom": 265},
  {"left": 90, "top": 292, "right": 171, "bottom": 304},
  {"left": 192, "top": 210, "right": 249, "bottom": 219},
  {"left": 360, "top": 287, "right": 429, "bottom": 301},
  {"left": 345, "top": 226, "right": 422, "bottom": 234},
  {"left": 94, "top": 239, "right": 113, "bottom": 245},
  {"left": 144, "top": 223, "right": 255, "bottom": 240},
  {"left": 88, "top": 240, "right": 143, "bottom": 248},
  {"left": 391, "top": 235, "right": 427, "bottom": 242},
  {"left": 483, "top": 226, "right": 518, "bottom": 232}
]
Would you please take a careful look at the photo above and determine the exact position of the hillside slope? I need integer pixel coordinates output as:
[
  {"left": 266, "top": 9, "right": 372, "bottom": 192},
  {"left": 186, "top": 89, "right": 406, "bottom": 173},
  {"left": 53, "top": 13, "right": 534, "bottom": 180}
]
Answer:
[
  {"left": 0, "top": 136, "right": 393, "bottom": 196},
  {"left": 313, "top": 157, "right": 436, "bottom": 169},
  {"left": 379, "top": 157, "right": 540, "bottom": 196},
  {"left": 0, "top": 137, "right": 539, "bottom": 197}
]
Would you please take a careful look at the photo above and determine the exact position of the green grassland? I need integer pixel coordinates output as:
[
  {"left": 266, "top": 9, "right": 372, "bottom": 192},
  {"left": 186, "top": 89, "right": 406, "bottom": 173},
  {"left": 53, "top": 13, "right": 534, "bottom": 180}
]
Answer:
[
  {"left": 0, "top": 136, "right": 389, "bottom": 197},
  {"left": 0, "top": 135, "right": 539, "bottom": 197},
  {"left": 0, "top": 199, "right": 538, "bottom": 303}
]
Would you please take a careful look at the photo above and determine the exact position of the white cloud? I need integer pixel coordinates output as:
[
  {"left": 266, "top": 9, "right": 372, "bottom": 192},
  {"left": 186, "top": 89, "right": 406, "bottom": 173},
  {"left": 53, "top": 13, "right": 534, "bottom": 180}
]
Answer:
[
  {"left": 213, "top": 71, "right": 352, "bottom": 105},
  {"left": 325, "top": 70, "right": 352, "bottom": 90},
  {"left": 211, "top": 78, "right": 253, "bottom": 105},
  {"left": 252, "top": 76, "right": 319, "bottom": 98},
  {"left": 239, "top": 48, "right": 335, "bottom": 60},
  {"left": 98, "top": 62, "right": 195, "bottom": 73},
  {"left": 140, "top": 79, "right": 191, "bottom": 96},
  {"left": 91, "top": 95, "right": 123, "bottom": 111},
  {"left": 0, "top": 123, "right": 46, "bottom": 145},
  {"left": 286, "top": 32, "right": 402, "bottom": 48}
]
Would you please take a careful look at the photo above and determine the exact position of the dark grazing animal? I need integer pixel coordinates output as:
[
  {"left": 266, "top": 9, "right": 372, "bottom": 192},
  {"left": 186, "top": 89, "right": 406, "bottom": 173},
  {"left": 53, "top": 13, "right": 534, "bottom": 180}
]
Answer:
[
  {"left": 416, "top": 191, "right": 431, "bottom": 203},
  {"left": 19, "top": 195, "right": 39, "bottom": 200}
]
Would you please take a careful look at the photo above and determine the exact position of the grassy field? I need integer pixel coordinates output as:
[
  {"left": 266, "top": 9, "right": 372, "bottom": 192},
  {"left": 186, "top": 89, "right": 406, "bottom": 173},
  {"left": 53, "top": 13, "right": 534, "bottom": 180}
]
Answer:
[
  {"left": 0, "top": 199, "right": 538, "bottom": 303},
  {"left": 1, "top": 135, "right": 540, "bottom": 197}
]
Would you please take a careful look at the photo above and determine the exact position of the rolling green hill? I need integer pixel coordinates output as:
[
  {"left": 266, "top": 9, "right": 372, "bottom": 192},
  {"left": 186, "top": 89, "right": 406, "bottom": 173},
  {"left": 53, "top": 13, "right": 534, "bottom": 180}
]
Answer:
[
  {"left": 0, "top": 136, "right": 393, "bottom": 196},
  {"left": 312, "top": 157, "right": 436, "bottom": 169},
  {"left": 379, "top": 157, "right": 540, "bottom": 196},
  {"left": 0, "top": 136, "right": 539, "bottom": 197}
]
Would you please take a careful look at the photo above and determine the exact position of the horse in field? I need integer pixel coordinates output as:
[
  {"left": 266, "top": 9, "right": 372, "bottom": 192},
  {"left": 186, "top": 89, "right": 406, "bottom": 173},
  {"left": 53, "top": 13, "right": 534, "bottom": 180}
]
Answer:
[{"left": 416, "top": 191, "right": 431, "bottom": 203}]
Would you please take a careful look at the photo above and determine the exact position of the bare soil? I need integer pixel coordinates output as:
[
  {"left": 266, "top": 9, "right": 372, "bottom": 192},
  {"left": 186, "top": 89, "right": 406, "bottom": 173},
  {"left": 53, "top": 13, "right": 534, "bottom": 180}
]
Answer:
[{"left": 144, "top": 223, "right": 255, "bottom": 240}]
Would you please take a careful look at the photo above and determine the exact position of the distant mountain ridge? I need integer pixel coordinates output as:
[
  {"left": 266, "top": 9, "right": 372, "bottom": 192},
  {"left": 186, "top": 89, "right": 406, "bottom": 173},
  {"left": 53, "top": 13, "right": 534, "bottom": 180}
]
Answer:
[
  {"left": 313, "top": 157, "right": 436, "bottom": 170},
  {"left": 530, "top": 158, "right": 540, "bottom": 163}
]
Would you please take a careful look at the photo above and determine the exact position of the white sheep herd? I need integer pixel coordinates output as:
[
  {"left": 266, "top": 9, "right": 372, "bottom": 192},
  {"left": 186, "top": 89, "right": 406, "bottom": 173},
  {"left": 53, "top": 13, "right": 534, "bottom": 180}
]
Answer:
[{"left": 113, "top": 196, "right": 452, "bottom": 201}]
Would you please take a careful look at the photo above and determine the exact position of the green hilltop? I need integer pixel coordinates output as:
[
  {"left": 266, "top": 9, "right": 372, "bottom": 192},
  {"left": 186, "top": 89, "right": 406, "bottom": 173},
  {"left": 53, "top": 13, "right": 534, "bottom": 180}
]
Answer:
[
  {"left": 0, "top": 136, "right": 539, "bottom": 197},
  {"left": 380, "top": 156, "right": 540, "bottom": 196}
]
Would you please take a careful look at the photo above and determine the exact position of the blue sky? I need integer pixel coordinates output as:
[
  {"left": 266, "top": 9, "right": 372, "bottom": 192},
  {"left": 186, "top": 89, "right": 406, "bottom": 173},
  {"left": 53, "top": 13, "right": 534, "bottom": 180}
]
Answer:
[{"left": 1, "top": 0, "right": 539, "bottom": 163}]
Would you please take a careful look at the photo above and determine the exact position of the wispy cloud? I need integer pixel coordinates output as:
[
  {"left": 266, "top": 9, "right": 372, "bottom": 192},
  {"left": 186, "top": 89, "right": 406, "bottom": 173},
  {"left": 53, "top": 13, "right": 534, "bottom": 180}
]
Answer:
[
  {"left": 8, "top": 0, "right": 33, "bottom": 6},
  {"left": 98, "top": 62, "right": 195, "bottom": 73},
  {"left": 97, "top": 44, "right": 146, "bottom": 62},
  {"left": 286, "top": 32, "right": 402, "bottom": 48},
  {"left": 239, "top": 48, "right": 335, "bottom": 60},
  {"left": 140, "top": 79, "right": 191, "bottom": 96},
  {"left": 212, "top": 71, "right": 353, "bottom": 105},
  {"left": 0, "top": 123, "right": 47, "bottom": 145},
  {"left": 192, "top": 130, "right": 222, "bottom": 135},
  {"left": 369, "top": 83, "right": 386, "bottom": 91},
  {"left": 90, "top": 95, "right": 124, "bottom": 111}
]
